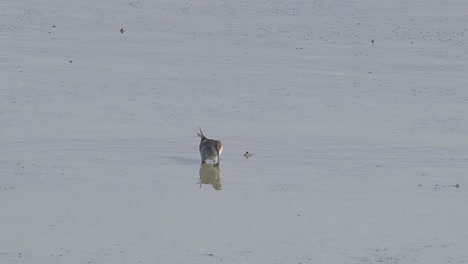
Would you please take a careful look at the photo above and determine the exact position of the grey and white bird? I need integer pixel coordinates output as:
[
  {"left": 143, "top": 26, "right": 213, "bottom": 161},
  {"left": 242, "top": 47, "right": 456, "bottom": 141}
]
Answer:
[
  {"left": 197, "top": 127, "right": 223, "bottom": 166},
  {"left": 244, "top": 151, "right": 254, "bottom": 159}
]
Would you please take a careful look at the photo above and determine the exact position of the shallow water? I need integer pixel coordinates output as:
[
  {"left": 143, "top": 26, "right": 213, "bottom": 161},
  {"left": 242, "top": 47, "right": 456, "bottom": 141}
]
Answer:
[{"left": 2, "top": 0, "right": 468, "bottom": 263}]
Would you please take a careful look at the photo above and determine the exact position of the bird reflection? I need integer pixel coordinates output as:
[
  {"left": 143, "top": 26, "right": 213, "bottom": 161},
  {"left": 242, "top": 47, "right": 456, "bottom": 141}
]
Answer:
[{"left": 199, "top": 164, "right": 222, "bottom": 190}]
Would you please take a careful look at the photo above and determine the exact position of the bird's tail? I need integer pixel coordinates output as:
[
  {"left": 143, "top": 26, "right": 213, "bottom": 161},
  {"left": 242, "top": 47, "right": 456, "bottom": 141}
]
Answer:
[{"left": 197, "top": 127, "right": 206, "bottom": 140}]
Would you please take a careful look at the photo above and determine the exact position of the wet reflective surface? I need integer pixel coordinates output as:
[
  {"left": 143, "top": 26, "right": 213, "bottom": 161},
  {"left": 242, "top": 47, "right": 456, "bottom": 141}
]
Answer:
[
  {"left": 2, "top": 0, "right": 468, "bottom": 262},
  {"left": 198, "top": 164, "right": 222, "bottom": 190}
]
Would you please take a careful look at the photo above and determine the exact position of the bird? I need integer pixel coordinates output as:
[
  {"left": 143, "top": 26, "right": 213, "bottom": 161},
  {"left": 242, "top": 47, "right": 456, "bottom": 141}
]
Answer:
[
  {"left": 120, "top": 28, "right": 125, "bottom": 34},
  {"left": 244, "top": 151, "right": 254, "bottom": 159},
  {"left": 197, "top": 127, "right": 223, "bottom": 166}
]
